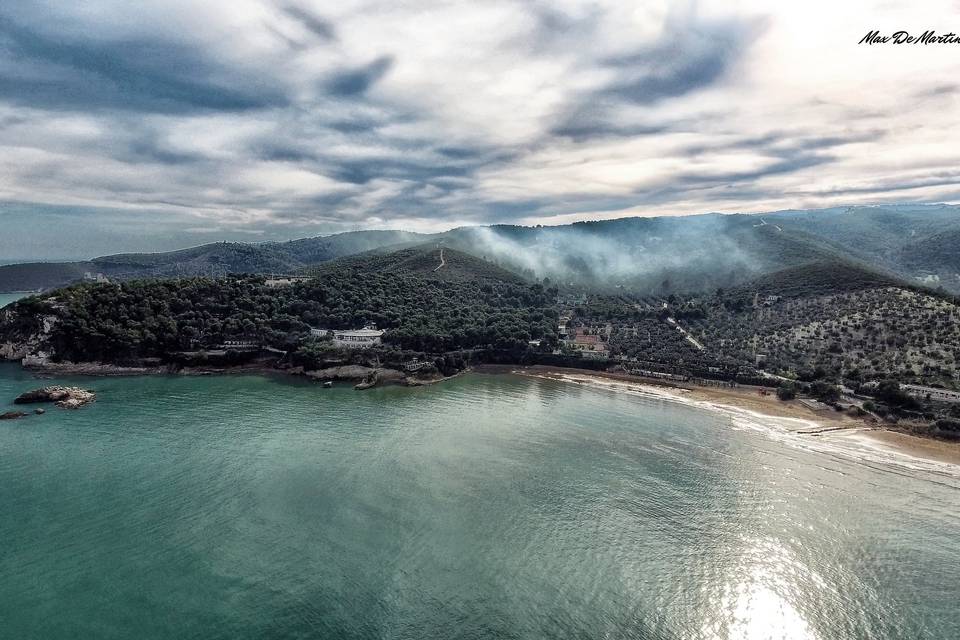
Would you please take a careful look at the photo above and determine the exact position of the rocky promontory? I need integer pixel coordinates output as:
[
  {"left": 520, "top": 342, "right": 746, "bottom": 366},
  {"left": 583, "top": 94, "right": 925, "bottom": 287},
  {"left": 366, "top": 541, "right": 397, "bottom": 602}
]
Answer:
[{"left": 14, "top": 386, "right": 96, "bottom": 409}]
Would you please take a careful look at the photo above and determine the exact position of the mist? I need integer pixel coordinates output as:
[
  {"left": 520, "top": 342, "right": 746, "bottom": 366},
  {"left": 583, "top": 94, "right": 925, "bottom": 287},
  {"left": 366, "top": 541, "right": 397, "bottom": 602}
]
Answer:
[{"left": 446, "top": 215, "right": 768, "bottom": 294}]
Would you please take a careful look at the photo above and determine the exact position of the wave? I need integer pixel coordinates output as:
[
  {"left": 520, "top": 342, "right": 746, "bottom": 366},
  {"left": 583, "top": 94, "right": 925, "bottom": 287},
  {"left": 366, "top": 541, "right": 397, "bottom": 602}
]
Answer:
[{"left": 522, "top": 371, "right": 960, "bottom": 486}]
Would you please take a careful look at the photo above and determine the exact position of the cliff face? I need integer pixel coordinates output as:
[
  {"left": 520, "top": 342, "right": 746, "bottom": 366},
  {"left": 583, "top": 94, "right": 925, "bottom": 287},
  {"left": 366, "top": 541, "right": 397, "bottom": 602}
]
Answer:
[{"left": 0, "top": 305, "right": 56, "bottom": 362}]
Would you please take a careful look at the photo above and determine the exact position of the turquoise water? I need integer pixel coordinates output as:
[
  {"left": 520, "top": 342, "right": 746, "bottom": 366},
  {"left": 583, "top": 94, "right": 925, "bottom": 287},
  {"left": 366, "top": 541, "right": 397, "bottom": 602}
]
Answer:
[
  {"left": 1, "top": 366, "right": 958, "bottom": 639},
  {"left": 0, "top": 292, "right": 27, "bottom": 308}
]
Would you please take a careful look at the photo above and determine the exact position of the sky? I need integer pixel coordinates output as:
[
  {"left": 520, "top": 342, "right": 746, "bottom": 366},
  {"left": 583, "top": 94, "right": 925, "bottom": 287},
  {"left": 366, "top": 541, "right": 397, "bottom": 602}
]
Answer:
[{"left": 1, "top": 0, "right": 960, "bottom": 259}]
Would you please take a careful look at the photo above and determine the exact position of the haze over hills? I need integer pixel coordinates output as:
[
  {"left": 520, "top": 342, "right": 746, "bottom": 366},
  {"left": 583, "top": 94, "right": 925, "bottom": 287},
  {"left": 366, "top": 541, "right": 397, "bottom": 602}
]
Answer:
[
  {"left": 2, "top": 205, "right": 959, "bottom": 294},
  {"left": 2, "top": 238, "right": 959, "bottom": 430},
  {"left": 311, "top": 246, "right": 529, "bottom": 285}
]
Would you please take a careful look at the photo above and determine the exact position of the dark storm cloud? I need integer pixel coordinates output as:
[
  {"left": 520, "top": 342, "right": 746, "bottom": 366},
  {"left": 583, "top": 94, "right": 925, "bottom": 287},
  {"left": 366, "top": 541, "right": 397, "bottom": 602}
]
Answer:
[
  {"left": 124, "top": 130, "right": 209, "bottom": 166},
  {"left": 550, "top": 14, "right": 765, "bottom": 141},
  {"left": 796, "top": 171, "right": 960, "bottom": 197},
  {"left": 1, "top": 0, "right": 958, "bottom": 256},
  {"left": 677, "top": 153, "right": 834, "bottom": 187},
  {"left": 325, "top": 158, "right": 472, "bottom": 185},
  {"left": 325, "top": 56, "right": 394, "bottom": 96},
  {"left": 0, "top": 16, "right": 286, "bottom": 113},
  {"left": 280, "top": 4, "right": 337, "bottom": 41},
  {"left": 680, "top": 129, "right": 886, "bottom": 157},
  {"left": 601, "top": 24, "right": 745, "bottom": 104},
  {"left": 551, "top": 119, "right": 670, "bottom": 142}
]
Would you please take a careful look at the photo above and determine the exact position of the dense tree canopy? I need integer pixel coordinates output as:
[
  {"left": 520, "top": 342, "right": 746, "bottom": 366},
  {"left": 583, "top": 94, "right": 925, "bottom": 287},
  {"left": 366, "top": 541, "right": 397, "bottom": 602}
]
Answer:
[{"left": 22, "top": 268, "right": 557, "bottom": 364}]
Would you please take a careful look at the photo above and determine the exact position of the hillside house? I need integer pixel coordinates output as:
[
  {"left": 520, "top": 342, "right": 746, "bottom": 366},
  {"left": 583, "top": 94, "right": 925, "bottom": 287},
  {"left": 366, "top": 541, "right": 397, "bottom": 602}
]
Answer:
[
  {"left": 220, "top": 340, "right": 258, "bottom": 350},
  {"left": 333, "top": 326, "right": 384, "bottom": 349},
  {"left": 580, "top": 349, "right": 609, "bottom": 360},
  {"left": 265, "top": 276, "right": 312, "bottom": 288},
  {"left": 571, "top": 333, "right": 608, "bottom": 357},
  {"left": 901, "top": 384, "right": 960, "bottom": 404}
]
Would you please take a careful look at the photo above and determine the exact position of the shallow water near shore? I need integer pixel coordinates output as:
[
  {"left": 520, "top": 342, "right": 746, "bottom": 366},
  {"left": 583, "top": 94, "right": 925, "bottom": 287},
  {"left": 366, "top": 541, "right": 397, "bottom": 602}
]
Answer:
[
  {"left": 1, "top": 364, "right": 958, "bottom": 639},
  {"left": 0, "top": 292, "right": 28, "bottom": 308}
]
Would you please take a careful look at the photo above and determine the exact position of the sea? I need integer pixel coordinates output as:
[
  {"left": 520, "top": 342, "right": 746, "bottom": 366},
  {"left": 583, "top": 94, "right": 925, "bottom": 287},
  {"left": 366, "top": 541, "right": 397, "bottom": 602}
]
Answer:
[
  {"left": 0, "top": 365, "right": 958, "bottom": 639},
  {"left": 0, "top": 292, "right": 28, "bottom": 308}
]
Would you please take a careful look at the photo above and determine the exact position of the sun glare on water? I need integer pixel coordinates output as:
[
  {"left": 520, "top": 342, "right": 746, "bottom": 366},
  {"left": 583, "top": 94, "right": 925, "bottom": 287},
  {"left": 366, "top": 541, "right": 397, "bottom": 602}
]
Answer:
[{"left": 706, "top": 537, "right": 821, "bottom": 640}]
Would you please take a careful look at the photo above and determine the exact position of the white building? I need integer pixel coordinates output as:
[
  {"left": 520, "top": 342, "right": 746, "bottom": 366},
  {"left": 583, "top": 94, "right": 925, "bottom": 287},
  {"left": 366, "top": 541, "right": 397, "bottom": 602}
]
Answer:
[
  {"left": 332, "top": 326, "right": 384, "bottom": 349},
  {"left": 309, "top": 328, "right": 329, "bottom": 338},
  {"left": 901, "top": 384, "right": 960, "bottom": 404},
  {"left": 265, "top": 276, "right": 312, "bottom": 288}
]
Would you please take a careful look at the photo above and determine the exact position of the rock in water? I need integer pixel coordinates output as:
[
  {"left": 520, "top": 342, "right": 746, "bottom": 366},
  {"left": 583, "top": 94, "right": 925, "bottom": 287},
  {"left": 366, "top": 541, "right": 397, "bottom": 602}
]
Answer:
[
  {"left": 0, "top": 411, "right": 28, "bottom": 420},
  {"left": 14, "top": 386, "right": 96, "bottom": 409},
  {"left": 34, "top": 408, "right": 45, "bottom": 415}
]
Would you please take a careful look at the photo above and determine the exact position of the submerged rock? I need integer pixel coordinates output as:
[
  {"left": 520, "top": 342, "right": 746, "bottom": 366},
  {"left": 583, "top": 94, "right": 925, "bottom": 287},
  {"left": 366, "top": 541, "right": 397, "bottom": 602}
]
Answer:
[
  {"left": 34, "top": 408, "right": 45, "bottom": 415},
  {"left": 305, "top": 365, "right": 376, "bottom": 381},
  {"left": 14, "top": 386, "right": 96, "bottom": 409},
  {"left": 0, "top": 411, "right": 28, "bottom": 420}
]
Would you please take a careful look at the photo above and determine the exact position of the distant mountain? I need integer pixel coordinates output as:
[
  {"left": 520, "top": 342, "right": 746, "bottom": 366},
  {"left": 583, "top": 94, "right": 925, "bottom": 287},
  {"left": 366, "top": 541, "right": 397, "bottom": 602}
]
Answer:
[
  {"left": 730, "top": 260, "right": 904, "bottom": 299},
  {"left": 0, "top": 261, "right": 98, "bottom": 293},
  {"left": 92, "top": 242, "right": 297, "bottom": 274},
  {"left": 769, "top": 205, "right": 960, "bottom": 289},
  {"left": 0, "top": 230, "right": 427, "bottom": 293},
  {"left": 896, "top": 228, "right": 960, "bottom": 278},
  {"left": 2, "top": 204, "right": 959, "bottom": 294},
  {"left": 438, "top": 214, "right": 859, "bottom": 292}
]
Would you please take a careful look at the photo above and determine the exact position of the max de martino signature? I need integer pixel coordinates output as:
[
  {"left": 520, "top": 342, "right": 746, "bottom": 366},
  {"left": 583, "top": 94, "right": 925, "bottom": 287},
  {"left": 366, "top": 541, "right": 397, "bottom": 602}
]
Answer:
[{"left": 860, "top": 30, "right": 960, "bottom": 44}]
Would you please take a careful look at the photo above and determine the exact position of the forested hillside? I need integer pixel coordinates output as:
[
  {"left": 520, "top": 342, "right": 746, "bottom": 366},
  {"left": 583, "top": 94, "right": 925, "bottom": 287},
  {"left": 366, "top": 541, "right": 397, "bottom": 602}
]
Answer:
[
  {"left": 0, "top": 247, "right": 557, "bottom": 364},
  {"left": 4, "top": 205, "right": 960, "bottom": 294},
  {"left": 563, "top": 261, "right": 960, "bottom": 390},
  {"left": 310, "top": 245, "right": 527, "bottom": 284},
  {"left": 0, "top": 231, "right": 426, "bottom": 293}
]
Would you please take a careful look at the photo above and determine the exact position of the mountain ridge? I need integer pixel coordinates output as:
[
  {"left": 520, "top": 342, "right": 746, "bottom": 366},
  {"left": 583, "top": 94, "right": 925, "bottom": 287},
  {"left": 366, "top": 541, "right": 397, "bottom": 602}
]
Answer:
[{"left": 2, "top": 204, "right": 959, "bottom": 294}]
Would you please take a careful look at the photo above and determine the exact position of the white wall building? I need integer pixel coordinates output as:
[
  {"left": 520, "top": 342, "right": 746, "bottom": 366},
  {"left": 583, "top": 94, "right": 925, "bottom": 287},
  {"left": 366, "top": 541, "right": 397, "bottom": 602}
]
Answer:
[
  {"left": 332, "top": 326, "right": 384, "bottom": 349},
  {"left": 901, "top": 384, "right": 960, "bottom": 404}
]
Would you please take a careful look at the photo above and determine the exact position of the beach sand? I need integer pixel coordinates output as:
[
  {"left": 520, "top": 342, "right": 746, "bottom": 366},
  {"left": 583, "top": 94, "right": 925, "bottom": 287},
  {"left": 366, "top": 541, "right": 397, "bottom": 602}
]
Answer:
[{"left": 474, "top": 364, "right": 960, "bottom": 467}]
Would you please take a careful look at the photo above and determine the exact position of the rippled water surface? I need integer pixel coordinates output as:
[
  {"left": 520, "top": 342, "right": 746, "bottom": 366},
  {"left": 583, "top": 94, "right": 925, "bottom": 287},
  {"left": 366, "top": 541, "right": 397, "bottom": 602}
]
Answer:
[{"left": 1, "top": 366, "right": 958, "bottom": 639}]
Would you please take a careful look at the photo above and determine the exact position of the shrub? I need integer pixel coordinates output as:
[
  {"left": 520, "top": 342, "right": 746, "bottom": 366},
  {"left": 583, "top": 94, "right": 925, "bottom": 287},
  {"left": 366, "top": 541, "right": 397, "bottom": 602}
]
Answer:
[{"left": 776, "top": 383, "right": 797, "bottom": 401}]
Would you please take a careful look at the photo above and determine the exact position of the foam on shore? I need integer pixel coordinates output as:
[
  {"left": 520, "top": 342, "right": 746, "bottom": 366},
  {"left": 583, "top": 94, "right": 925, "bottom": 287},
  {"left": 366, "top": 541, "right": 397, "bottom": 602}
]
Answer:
[{"left": 519, "top": 371, "right": 960, "bottom": 484}]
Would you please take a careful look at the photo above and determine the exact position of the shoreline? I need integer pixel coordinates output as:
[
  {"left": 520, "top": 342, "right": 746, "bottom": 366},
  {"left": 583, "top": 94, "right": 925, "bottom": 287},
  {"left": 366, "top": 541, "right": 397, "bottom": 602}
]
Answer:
[
  {"left": 475, "top": 364, "right": 960, "bottom": 467},
  {"left": 10, "top": 359, "right": 960, "bottom": 465},
  {"left": 15, "top": 359, "right": 454, "bottom": 389}
]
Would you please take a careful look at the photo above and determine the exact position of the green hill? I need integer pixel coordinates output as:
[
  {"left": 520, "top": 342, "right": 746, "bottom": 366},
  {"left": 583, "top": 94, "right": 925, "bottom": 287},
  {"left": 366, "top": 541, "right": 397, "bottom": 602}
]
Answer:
[
  {"left": 0, "top": 261, "right": 97, "bottom": 292},
  {"left": 4, "top": 204, "right": 960, "bottom": 294},
  {"left": 732, "top": 261, "right": 903, "bottom": 299},
  {"left": 312, "top": 245, "right": 528, "bottom": 284},
  {"left": 0, "top": 231, "right": 429, "bottom": 292},
  {"left": 897, "top": 229, "right": 960, "bottom": 275},
  {"left": 0, "top": 246, "right": 557, "bottom": 364},
  {"left": 92, "top": 242, "right": 296, "bottom": 274}
]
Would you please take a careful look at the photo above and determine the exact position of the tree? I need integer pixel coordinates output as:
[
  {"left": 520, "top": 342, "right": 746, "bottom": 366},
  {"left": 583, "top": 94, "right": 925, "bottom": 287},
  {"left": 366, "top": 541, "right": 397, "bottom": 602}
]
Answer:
[{"left": 776, "top": 382, "right": 797, "bottom": 401}]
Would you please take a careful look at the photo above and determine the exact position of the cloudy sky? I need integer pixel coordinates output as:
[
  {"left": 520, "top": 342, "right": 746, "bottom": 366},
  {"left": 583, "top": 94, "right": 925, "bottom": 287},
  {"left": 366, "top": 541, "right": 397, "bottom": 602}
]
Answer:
[{"left": 1, "top": 0, "right": 959, "bottom": 258}]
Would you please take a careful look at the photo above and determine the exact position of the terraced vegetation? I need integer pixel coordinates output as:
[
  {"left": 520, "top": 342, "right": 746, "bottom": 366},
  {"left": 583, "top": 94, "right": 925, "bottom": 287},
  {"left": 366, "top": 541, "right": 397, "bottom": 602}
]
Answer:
[{"left": 689, "top": 287, "right": 960, "bottom": 389}]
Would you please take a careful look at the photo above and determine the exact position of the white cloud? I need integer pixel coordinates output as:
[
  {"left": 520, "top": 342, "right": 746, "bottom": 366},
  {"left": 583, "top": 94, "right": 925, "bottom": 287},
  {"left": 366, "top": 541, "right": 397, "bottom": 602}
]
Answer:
[{"left": 1, "top": 0, "right": 959, "bottom": 248}]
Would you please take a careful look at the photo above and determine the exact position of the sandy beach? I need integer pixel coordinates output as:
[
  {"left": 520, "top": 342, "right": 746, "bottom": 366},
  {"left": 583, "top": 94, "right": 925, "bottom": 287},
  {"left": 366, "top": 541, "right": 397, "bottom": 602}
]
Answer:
[{"left": 474, "top": 364, "right": 960, "bottom": 467}]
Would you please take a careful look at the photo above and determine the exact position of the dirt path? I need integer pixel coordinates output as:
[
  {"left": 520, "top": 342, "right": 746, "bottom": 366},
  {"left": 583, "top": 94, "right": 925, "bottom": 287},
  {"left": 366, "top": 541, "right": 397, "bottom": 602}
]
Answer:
[
  {"left": 667, "top": 317, "right": 705, "bottom": 351},
  {"left": 434, "top": 248, "right": 446, "bottom": 272}
]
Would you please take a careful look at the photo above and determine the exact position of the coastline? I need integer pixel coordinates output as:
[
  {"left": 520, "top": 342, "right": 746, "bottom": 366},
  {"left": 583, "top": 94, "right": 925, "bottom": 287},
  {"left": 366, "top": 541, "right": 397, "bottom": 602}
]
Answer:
[
  {"left": 13, "top": 358, "right": 960, "bottom": 465},
  {"left": 17, "top": 359, "right": 455, "bottom": 388},
  {"left": 476, "top": 364, "right": 960, "bottom": 467}
]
